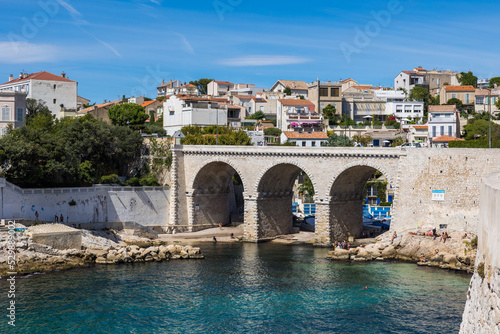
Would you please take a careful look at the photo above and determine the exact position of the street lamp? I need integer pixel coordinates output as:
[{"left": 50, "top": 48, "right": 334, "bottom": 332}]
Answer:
[{"left": 489, "top": 89, "right": 492, "bottom": 148}]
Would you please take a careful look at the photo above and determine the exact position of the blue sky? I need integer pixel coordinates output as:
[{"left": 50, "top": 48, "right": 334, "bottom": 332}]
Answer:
[{"left": 1, "top": 0, "right": 499, "bottom": 103}]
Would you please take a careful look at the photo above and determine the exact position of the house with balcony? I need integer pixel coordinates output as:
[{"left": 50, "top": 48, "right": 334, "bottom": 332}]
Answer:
[
  {"left": 157, "top": 80, "right": 182, "bottom": 98},
  {"left": 270, "top": 80, "right": 309, "bottom": 99},
  {"left": 0, "top": 71, "right": 78, "bottom": 118},
  {"left": 394, "top": 67, "right": 458, "bottom": 96},
  {"left": 375, "top": 90, "right": 424, "bottom": 125},
  {"left": 163, "top": 95, "right": 228, "bottom": 136},
  {"left": 307, "top": 80, "right": 342, "bottom": 114},
  {"left": 475, "top": 88, "right": 500, "bottom": 116},
  {"left": 280, "top": 130, "right": 328, "bottom": 147},
  {"left": 0, "top": 91, "right": 27, "bottom": 135},
  {"left": 207, "top": 80, "right": 234, "bottom": 97},
  {"left": 406, "top": 125, "right": 429, "bottom": 145},
  {"left": 276, "top": 99, "right": 320, "bottom": 131},
  {"left": 342, "top": 86, "right": 386, "bottom": 123},
  {"left": 439, "top": 85, "right": 475, "bottom": 106},
  {"left": 427, "top": 105, "right": 460, "bottom": 144}
]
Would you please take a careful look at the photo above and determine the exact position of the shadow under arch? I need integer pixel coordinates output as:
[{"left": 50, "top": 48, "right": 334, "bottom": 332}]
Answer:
[
  {"left": 328, "top": 164, "right": 386, "bottom": 241},
  {"left": 256, "top": 162, "right": 316, "bottom": 238},
  {"left": 191, "top": 161, "right": 245, "bottom": 229}
]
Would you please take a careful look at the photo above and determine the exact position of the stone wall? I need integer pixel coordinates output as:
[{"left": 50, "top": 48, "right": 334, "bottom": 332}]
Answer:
[
  {"left": 0, "top": 179, "right": 170, "bottom": 232},
  {"left": 460, "top": 172, "right": 500, "bottom": 333},
  {"left": 172, "top": 146, "right": 500, "bottom": 245},
  {"left": 392, "top": 149, "right": 500, "bottom": 235}
]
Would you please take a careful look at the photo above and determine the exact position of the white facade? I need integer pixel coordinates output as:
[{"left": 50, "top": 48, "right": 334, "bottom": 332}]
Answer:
[
  {"left": 280, "top": 131, "right": 328, "bottom": 147},
  {"left": 374, "top": 90, "right": 424, "bottom": 125},
  {"left": 428, "top": 110, "right": 458, "bottom": 141},
  {"left": 0, "top": 91, "right": 27, "bottom": 135},
  {"left": 0, "top": 72, "right": 77, "bottom": 118},
  {"left": 163, "top": 96, "right": 228, "bottom": 136},
  {"left": 394, "top": 71, "right": 424, "bottom": 93}
]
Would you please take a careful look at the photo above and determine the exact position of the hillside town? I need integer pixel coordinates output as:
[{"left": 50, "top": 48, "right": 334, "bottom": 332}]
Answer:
[{"left": 1, "top": 67, "right": 499, "bottom": 148}]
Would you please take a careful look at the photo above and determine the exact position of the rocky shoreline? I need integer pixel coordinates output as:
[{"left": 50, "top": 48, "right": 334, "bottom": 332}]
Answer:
[
  {"left": 0, "top": 228, "right": 204, "bottom": 278},
  {"left": 328, "top": 230, "right": 477, "bottom": 272}
]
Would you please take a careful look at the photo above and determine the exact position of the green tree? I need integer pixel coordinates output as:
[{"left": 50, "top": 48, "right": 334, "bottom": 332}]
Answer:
[
  {"left": 324, "top": 134, "right": 353, "bottom": 147},
  {"left": 190, "top": 79, "right": 213, "bottom": 95},
  {"left": 25, "top": 98, "right": 51, "bottom": 124},
  {"left": 298, "top": 174, "right": 315, "bottom": 198},
  {"left": 284, "top": 87, "right": 292, "bottom": 95},
  {"left": 391, "top": 136, "right": 405, "bottom": 147},
  {"left": 322, "top": 104, "right": 339, "bottom": 125},
  {"left": 429, "top": 95, "right": 440, "bottom": 105},
  {"left": 496, "top": 97, "right": 500, "bottom": 110},
  {"left": 489, "top": 77, "right": 500, "bottom": 88},
  {"left": 264, "top": 128, "right": 281, "bottom": 136},
  {"left": 247, "top": 111, "right": 265, "bottom": 120},
  {"left": 409, "top": 86, "right": 429, "bottom": 101},
  {"left": 457, "top": 71, "right": 478, "bottom": 88},
  {"left": 352, "top": 134, "right": 373, "bottom": 146},
  {"left": 464, "top": 119, "right": 493, "bottom": 140},
  {"left": 108, "top": 103, "right": 149, "bottom": 127},
  {"left": 446, "top": 98, "right": 463, "bottom": 108}
]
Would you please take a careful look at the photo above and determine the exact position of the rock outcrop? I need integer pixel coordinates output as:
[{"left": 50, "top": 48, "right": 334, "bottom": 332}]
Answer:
[{"left": 328, "top": 230, "right": 477, "bottom": 272}]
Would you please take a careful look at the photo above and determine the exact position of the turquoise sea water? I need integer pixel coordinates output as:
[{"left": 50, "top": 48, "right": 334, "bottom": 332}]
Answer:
[{"left": 0, "top": 243, "right": 471, "bottom": 333}]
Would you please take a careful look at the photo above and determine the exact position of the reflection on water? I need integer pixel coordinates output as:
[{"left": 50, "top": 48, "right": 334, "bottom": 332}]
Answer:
[{"left": 0, "top": 243, "right": 470, "bottom": 333}]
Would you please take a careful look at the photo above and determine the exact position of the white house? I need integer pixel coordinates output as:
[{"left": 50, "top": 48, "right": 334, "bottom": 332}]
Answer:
[
  {"left": 270, "top": 80, "right": 309, "bottom": 98},
  {"left": 374, "top": 90, "right": 424, "bottom": 125},
  {"left": 0, "top": 91, "right": 27, "bottom": 135},
  {"left": 163, "top": 95, "right": 228, "bottom": 136},
  {"left": 0, "top": 71, "right": 78, "bottom": 118},
  {"left": 207, "top": 80, "right": 234, "bottom": 97},
  {"left": 157, "top": 79, "right": 182, "bottom": 98},
  {"left": 276, "top": 99, "right": 321, "bottom": 131},
  {"left": 427, "top": 105, "right": 460, "bottom": 143},
  {"left": 280, "top": 130, "right": 328, "bottom": 147}
]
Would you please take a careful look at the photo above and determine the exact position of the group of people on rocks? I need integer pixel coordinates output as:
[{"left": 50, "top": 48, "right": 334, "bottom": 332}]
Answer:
[{"left": 333, "top": 240, "right": 350, "bottom": 250}]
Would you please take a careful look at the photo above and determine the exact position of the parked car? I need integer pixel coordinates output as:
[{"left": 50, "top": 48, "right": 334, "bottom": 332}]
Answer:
[{"left": 397, "top": 142, "right": 422, "bottom": 148}]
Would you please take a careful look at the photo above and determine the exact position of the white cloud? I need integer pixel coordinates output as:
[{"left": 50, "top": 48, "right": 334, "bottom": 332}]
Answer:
[
  {"left": 218, "top": 55, "right": 311, "bottom": 67},
  {"left": 174, "top": 33, "right": 195, "bottom": 54},
  {"left": 0, "top": 42, "right": 59, "bottom": 64}
]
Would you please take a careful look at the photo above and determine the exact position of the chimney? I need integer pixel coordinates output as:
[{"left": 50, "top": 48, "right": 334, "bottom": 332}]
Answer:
[
  {"left": 61, "top": 71, "right": 66, "bottom": 78},
  {"left": 9, "top": 74, "right": 13, "bottom": 82},
  {"left": 19, "top": 72, "right": 23, "bottom": 79}
]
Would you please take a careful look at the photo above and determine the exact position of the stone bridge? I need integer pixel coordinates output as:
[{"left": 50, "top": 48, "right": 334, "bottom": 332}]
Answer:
[{"left": 169, "top": 145, "right": 500, "bottom": 246}]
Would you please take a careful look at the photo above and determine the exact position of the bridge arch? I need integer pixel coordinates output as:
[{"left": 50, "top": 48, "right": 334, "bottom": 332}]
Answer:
[
  {"left": 189, "top": 159, "right": 247, "bottom": 230},
  {"left": 327, "top": 161, "right": 396, "bottom": 241},
  {"left": 254, "top": 160, "right": 318, "bottom": 238}
]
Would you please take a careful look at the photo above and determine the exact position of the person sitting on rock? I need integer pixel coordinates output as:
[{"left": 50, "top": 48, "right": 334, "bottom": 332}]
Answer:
[
  {"left": 391, "top": 231, "right": 397, "bottom": 243},
  {"left": 441, "top": 232, "right": 448, "bottom": 243}
]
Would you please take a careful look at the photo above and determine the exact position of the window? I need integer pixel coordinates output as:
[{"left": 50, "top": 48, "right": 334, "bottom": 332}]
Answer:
[
  {"left": 465, "top": 94, "right": 469, "bottom": 104},
  {"left": 330, "top": 88, "right": 340, "bottom": 97},
  {"left": 53, "top": 84, "right": 56, "bottom": 89},
  {"left": 432, "top": 126, "right": 436, "bottom": 137},
  {"left": 302, "top": 141, "right": 306, "bottom": 147},
  {"left": 437, "top": 79, "right": 440, "bottom": 86},
  {"left": 312, "top": 141, "right": 316, "bottom": 147},
  {"left": 53, "top": 99, "right": 56, "bottom": 104},
  {"left": 260, "top": 106, "right": 264, "bottom": 112},
  {"left": 448, "top": 126, "right": 452, "bottom": 136},
  {"left": 1, "top": 106, "right": 10, "bottom": 121},
  {"left": 17, "top": 108, "right": 23, "bottom": 121},
  {"left": 440, "top": 126, "right": 444, "bottom": 136},
  {"left": 451, "top": 94, "right": 456, "bottom": 99},
  {"left": 319, "top": 88, "right": 328, "bottom": 97},
  {"left": 476, "top": 96, "right": 484, "bottom": 105}
]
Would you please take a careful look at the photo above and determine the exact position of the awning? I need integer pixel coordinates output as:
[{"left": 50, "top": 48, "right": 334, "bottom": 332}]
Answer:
[{"left": 290, "top": 122, "right": 299, "bottom": 126}]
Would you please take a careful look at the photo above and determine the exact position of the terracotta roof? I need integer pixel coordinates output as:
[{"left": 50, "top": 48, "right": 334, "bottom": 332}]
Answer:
[
  {"left": 432, "top": 135, "right": 464, "bottom": 142},
  {"left": 340, "top": 78, "right": 356, "bottom": 83},
  {"left": 277, "top": 80, "right": 308, "bottom": 90},
  {"left": 2, "top": 71, "right": 76, "bottom": 85},
  {"left": 402, "top": 71, "right": 424, "bottom": 76},
  {"left": 232, "top": 95, "right": 254, "bottom": 100},
  {"left": 428, "top": 105, "right": 457, "bottom": 112},
  {"left": 253, "top": 97, "right": 267, "bottom": 102},
  {"left": 414, "top": 66, "right": 427, "bottom": 71},
  {"left": 213, "top": 80, "right": 233, "bottom": 85},
  {"left": 278, "top": 99, "right": 315, "bottom": 106},
  {"left": 140, "top": 100, "right": 158, "bottom": 107},
  {"left": 442, "top": 85, "right": 475, "bottom": 92},
  {"left": 412, "top": 126, "right": 428, "bottom": 130},
  {"left": 475, "top": 88, "right": 493, "bottom": 96},
  {"left": 181, "top": 84, "right": 197, "bottom": 88},
  {"left": 77, "top": 102, "right": 115, "bottom": 114},
  {"left": 352, "top": 85, "right": 381, "bottom": 90},
  {"left": 283, "top": 131, "right": 328, "bottom": 139}
]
